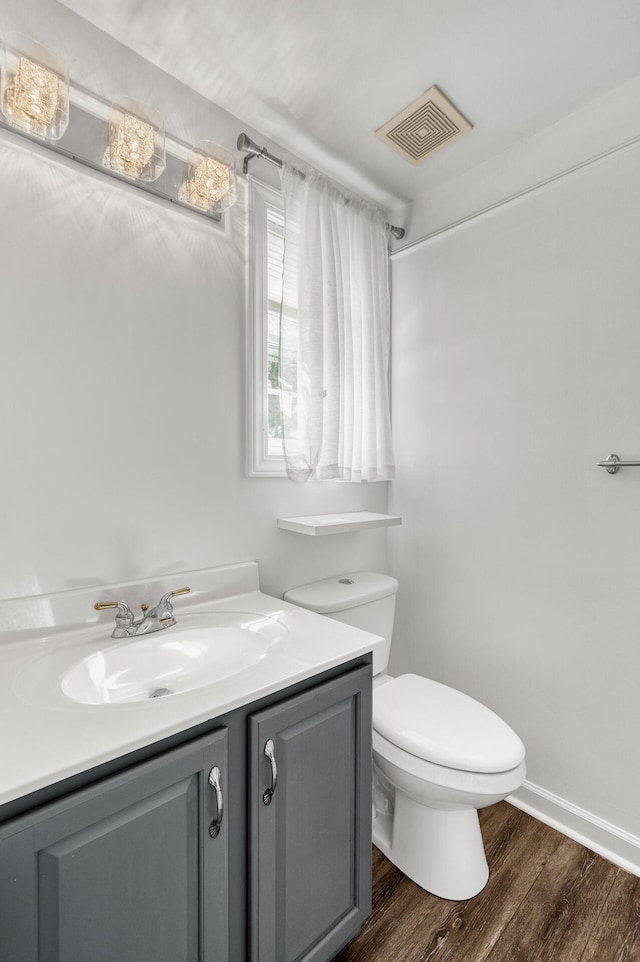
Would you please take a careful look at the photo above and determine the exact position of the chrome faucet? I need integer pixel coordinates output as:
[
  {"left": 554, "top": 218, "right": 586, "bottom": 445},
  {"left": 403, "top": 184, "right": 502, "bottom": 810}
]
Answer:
[{"left": 95, "top": 587, "right": 191, "bottom": 638}]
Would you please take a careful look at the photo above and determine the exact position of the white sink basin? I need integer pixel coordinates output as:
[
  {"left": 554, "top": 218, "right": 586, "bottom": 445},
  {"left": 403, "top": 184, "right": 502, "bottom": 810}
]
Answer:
[{"left": 61, "top": 611, "right": 288, "bottom": 705}]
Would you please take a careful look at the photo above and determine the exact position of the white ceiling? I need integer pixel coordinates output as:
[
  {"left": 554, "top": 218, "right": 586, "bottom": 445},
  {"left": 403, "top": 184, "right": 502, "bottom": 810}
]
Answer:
[{"left": 60, "top": 0, "right": 640, "bottom": 208}]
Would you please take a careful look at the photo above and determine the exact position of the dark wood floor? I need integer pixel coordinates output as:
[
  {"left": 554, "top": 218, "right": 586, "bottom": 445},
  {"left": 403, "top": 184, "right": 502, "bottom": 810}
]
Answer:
[{"left": 336, "top": 801, "right": 640, "bottom": 962}]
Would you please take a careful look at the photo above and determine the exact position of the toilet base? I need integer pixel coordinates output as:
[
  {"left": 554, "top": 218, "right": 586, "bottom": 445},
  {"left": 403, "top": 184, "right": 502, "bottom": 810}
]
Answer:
[{"left": 372, "top": 790, "right": 489, "bottom": 900}]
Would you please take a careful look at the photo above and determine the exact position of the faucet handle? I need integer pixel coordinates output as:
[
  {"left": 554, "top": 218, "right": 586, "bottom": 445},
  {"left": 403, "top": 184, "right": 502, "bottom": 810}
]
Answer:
[
  {"left": 157, "top": 586, "right": 191, "bottom": 610},
  {"left": 94, "top": 600, "right": 135, "bottom": 628},
  {"left": 139, "top": 586, "right": 191, "bottom": 632},
  {"left": 147, "top": 586, "right": 191, "bottom": 619}
]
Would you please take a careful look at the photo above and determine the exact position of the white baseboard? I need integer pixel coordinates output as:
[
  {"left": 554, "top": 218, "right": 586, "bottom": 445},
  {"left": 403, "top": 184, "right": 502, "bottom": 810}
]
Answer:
[{"left": 507, "top": 780, "right": 640, "bottom": 878}]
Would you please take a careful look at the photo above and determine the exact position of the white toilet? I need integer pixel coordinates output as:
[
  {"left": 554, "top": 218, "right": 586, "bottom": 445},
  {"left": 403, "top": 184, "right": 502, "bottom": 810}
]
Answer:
[{"left": 284, "top": 572, "right": 526, "bottom": 901}]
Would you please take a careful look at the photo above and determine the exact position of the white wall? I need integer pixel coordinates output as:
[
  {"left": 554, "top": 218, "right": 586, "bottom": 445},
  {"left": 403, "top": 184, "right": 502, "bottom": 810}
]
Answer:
[
  {"left": 0, "top": 0, "right": 390, "bottom": 603},
  {"left": 390, "top": 138, "right": 640, "bottom": 850}
]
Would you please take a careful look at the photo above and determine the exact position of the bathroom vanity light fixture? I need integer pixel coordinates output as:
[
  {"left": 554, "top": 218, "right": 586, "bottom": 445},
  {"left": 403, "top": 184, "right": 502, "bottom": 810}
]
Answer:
[
  {"left": 0, "top": 34, "right": 232, "bottom": 227},
  {"left": 179, "top": 142, "right": 236, "bottom": 212},
  {"left": 103, "top": 99, "right": 165, "bottom": 182},
  {"left": 0, "top": 38, "right": 69, "bottom": 141}
]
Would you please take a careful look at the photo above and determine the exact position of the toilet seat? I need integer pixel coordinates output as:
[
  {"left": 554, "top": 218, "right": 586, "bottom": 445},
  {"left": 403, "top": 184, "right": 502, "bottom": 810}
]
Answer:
[
  {"left": 373, "top": 728, "right": 527, "bottom": 797},
  {"left": 373, "top": 673, "right": 525, "bottom": 774}
]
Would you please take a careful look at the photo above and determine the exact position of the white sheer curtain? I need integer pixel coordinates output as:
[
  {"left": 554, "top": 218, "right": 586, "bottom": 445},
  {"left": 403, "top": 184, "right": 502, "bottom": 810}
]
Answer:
[{"left": 278, "top": 163, "right": 395, "bottom": 482}]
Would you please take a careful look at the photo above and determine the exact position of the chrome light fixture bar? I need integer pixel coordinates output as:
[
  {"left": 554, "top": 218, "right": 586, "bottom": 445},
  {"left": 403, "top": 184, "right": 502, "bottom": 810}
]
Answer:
[{"left": 0, "top": 38, "right": 236, "bottom": 225}]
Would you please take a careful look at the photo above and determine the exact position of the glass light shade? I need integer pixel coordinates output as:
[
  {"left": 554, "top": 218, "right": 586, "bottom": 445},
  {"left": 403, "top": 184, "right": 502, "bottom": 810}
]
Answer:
[
  {"left": 179, "top": 142, "right": 236, "bottom": 213},
  {"left": 103, "top": 99, "right": 165, "bottom": 182},
  {"left": 0, "top": 38, "right": 69, "bottom": 140}
]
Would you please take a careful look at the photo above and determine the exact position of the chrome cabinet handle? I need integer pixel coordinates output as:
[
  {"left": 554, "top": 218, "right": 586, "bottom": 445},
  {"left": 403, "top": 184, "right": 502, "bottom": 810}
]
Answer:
[
  {"left": 263, "top": 738, "right": 277, "bottom": 806},
  {"left": 208, "top": 766, "right": 223, "bottom": 839}
]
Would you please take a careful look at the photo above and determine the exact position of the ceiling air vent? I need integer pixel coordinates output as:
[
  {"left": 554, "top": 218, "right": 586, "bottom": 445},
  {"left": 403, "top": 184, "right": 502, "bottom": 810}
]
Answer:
[{"left": 375, "top": 85, "right": 472, "bottom": 165}]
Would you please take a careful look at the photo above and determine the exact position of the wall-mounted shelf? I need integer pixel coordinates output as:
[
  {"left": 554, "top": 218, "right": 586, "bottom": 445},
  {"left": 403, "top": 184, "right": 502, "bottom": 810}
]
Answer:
[{"left": 277, "top": 511, "right": 402, "bottom": 536}]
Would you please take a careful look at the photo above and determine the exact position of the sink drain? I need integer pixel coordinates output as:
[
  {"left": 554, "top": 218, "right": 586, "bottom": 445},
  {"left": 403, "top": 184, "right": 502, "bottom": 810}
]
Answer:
[{"left": 149, "top": 687, "right": 173, "bottom": 699}]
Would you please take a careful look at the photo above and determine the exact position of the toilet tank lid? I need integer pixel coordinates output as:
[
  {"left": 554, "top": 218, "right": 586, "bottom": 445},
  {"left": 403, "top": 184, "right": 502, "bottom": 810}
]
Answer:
[{"left": 284, "top": 571, "right": 398, "bottom": 614}]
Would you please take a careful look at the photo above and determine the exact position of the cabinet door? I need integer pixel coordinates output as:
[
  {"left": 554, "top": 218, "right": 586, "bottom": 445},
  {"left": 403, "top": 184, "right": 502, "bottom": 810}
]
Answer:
[
  {"left": 0, "top": 728, "right": 229, "bottom": 962},
  {"left": 249, "top": 664, "right": 372, "bottom": 962}
]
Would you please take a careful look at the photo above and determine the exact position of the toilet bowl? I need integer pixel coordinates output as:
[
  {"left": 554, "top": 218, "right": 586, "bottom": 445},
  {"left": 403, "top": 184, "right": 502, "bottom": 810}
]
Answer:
[
  {"left": 283, "top": 573, "right": 526, "bottom": 901},
  {"left": 371, "top": 673, "right": 526, "bottom": 899}
]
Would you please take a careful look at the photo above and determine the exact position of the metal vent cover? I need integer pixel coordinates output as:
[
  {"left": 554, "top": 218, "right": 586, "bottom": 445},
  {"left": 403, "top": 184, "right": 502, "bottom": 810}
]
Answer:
[{"left": 375, "top": 86, "right": 472, "bottom": 166}]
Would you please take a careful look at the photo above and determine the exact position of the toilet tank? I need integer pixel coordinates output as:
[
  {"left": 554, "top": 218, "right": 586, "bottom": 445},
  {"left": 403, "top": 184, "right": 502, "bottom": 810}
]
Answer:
[{"left": 283, "top": 572, "right": 398, "bottom": 676}]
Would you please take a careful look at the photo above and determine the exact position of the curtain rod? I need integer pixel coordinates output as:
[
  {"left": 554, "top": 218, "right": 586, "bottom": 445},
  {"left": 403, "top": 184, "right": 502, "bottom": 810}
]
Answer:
[{"left": 237, "top": 132, "right": 405, "bottom": 240}]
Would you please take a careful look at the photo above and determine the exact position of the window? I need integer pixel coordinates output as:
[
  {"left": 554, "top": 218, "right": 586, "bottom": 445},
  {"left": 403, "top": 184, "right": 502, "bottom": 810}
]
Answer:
[
  {"left": 249, "top": 172, "right": 394, "bottom": 482},
  {"left": 248, "top": 179, "right": 297, "bottom": 476}
]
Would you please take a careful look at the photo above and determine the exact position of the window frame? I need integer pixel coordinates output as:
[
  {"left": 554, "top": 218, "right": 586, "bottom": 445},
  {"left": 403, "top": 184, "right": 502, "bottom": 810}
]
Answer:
[{"left": 248, "top": 177, "right": 290, "bottom": 477}]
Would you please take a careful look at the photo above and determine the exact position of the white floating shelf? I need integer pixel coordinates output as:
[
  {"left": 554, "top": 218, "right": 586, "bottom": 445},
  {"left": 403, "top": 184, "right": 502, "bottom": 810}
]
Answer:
[{"left": 277, "top": 511, "right": 402, "bottom": 536}]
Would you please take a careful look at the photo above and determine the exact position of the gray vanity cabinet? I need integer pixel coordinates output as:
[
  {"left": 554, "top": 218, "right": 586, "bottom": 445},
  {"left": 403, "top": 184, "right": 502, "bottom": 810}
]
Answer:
[
  {"left": 0, "top": 728, "right": 229, "bottom": 962},
  {"left": 250, "top": 666, "right": 372, "bottom": 962},
  {"left": 0, "top": 660, "right": 371, "bottom": 962}
]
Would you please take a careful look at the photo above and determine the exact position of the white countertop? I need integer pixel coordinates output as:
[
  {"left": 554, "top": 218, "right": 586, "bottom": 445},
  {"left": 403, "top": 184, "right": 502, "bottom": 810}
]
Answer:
[{"left": 0, "top": 563, "right": 382, "bottom": 807}]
